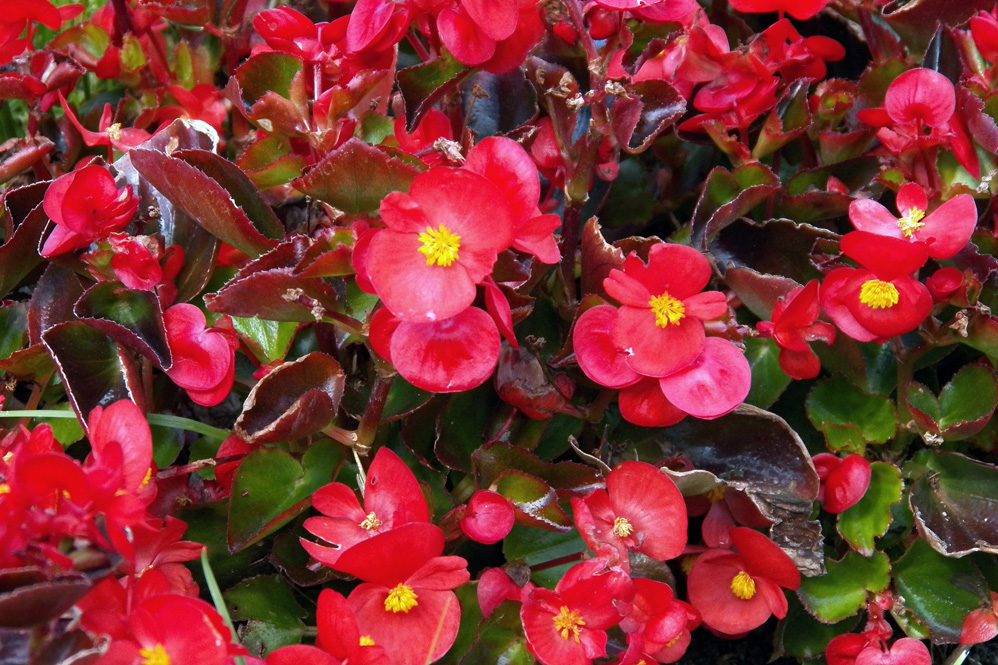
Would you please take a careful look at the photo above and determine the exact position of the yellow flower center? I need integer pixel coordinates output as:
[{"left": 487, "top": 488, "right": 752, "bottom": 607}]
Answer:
[
  {"left": 706, "top": 485, "right": 726, "bottom": 503},
  {"left": 665, "top": 635, "right": 681, "bottom": 648},
  {"left": 359, "top": 511, "right": 382, "bottom": 531},
  {"left": 359, "top": 636, "right": 375, "bottom": 646},
  {"left": 417, "top": 224, "right": 461, "bottom": 267},
  {"left": 140, "top": 467, "right": 153, "bottom": 488},
  {"left": 897, "top": 207, "right": 926, "bottom": 238},
  {"left": 859, "top": 280, "right": 899, "bottom": 309},
  {"left": 649, "top": 292, "right": 685, "bottom": 328},
  {"left": 0, "top": 483, "right": 10, "bottom": 495},
  {"left": 612, "top": 516, "right": 634, "bottom": 538},
  {"left": 384, "top": 583, "right": 418, "bottom": 613},
  {"left": 139, "top": 644, "right": 170, "bottom": 665},
  {"left": 553, "top": 606, "right": 585, "bottom": 643},
  {"left": 730, "top": 571, "right": 756, "bottom": 600},
  {"left": 106, "top": 123, "right": 123, "bottom": 141}
]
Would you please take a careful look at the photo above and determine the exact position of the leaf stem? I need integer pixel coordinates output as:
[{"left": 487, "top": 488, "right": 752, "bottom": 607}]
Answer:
[
  {"left": 0, "top": 410, "right": 229, "bottom": 439},
  {"left": 200, "top": 548, "right": 246, "bottom": 665}
]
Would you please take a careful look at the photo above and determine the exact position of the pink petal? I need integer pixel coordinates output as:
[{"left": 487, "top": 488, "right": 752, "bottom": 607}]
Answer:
[
  {"left": 572, "top": 306, "right": 641, "bottom": 389},
  {"left": 658, "top": 338, "right": 750, "bottom": 419},
  {"left": 618, "top": 378, "right": 686, "bottom": 427},
  {"left": 613, "top": 306, "right": 705, "bottom": 378},
  {"left": 884, "top": 68, "right": 955, "bottom": 127}
]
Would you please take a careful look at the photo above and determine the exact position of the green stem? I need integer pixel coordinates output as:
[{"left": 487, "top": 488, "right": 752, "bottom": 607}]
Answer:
[
  {"left": 0, "top": 410, "right": 229, "bottom": 439},
  {"left": 200, "top": 549, "right": 246, "bottom": 665}
]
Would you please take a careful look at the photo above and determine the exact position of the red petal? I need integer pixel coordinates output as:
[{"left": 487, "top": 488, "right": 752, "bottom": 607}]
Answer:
[
  {"left": 686, "top": 549, "right": 773, "bottom": 635},
  {"left": 840, "top": 231, "right": 928, "bottom": 279},
  {"left": 437, "top": 7, "right": 496, "bottom": 66},
  {"left": 919, "top": 193, "right": 978, "bottom": 259},
  {"left": 391, "top": 307, "right": 501, "bottom": 393},
  {"left": 460, "top": 490, "right": 515, "bottom": 544},
  {"left": 460, "top": 0, "right": 518, "bottom": 44},
  {"left": 848, "top": 199, "right": 905, "bottom": 239},
  {"left": 618, "top": 378, "right": 687, "bottom": 427},
  {"left": 607, "top": 461, "right": 687, "bottom": 560},
  {"left": 658, "top": 338, "right": 750, "bottom": 419},
  {"left": 573, "top": 306, "right": 641, "bottom": 389},
  {"left": 365, "top": 447, "right": 431, "bottom": 526},
  {"left": 335, "top": 523, "right": 445, "bottom": 586},
  {"left": 730, "top": 527, "right": 800, "bottom": 590},
  {"left": 349, "top": 585, "right": 461, "bottom": 665},
  {"left": 846, "top": 276, "right": 932, "bottom": 340},
  {"left": 884, "top": 68, "right": 955, "bottom": 127},
  {"left": 613, "top": 306, "right": 705, "bottom": 378}
]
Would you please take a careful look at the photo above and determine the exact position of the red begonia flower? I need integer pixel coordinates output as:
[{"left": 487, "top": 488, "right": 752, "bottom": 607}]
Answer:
[
  {"left": 603, "top": 243, "right": 727, "bottom": 377},
  {"left": 728, "top": 0, "right": 828, "bottom": 20},
  {"left": 106, "top": 516, "right": 202, "bottom": 578},
  {"left": 40, "top": 164, "right": 139, "bottom": 256},
  {"left": 750, "top": 19, "right": 845, "bottom": 82},
  {"left": 95, "top": 595, "right": 240, "bottom": 665},
  {"left": 345, "top": 0, "right": 413, "bottom": 53},
  {"left": 848, "top": 184, "right": 977, "bottom": 259},
  {"left": 820, "top": 231, "right": 932, "bottom": 342},
  {"left": 163, "top": 304, "right": 238, "bottom": 407},
  {"left": 686, "top": 527, "right": 801, "bottom": 636},
  {"left": 756, "top": 279, "right": 836, "bottom": 380},
  {"left": 268, "top": 589, "right": 391, "bottom": 665},
  {"left": 393, "top": 108, "right": 453, "bottom": 167},
  {"left": 367, "top": 168, "right": 514, "bottom": 323},
  {"left": 680, "top": 51, "right": 780, "bottom": 132},
  {"left": 460, "top": 490, "right": 515, "bottom": 545},
  {"left": 302, "top": 447, "right": 431, "bottom": 569},
  {"left": 571, "top": 461, "right": 687, "bottom": 567},
  {"left": 520, "top": 558, "right": 634, "bottom": 665},
  {"left": 85, "top": 399, "right": 156, "bottom": 524},
  {"left": 926, "top": 267, "right": 966, "bottom": 303},
  {"left": 687, "top": 485, "right": 771, "bottom": 549},
  {"left": 339, "top": 527, "right": 469, "bottom": 665},
  {"left": 813, "top": 453, "right": 871, "bottom": 513},
  {"left": 58, "top": 94, "right": 151, "bottom": 154},
  {"left": 961, "top": 591, "right": 998, "bottom": 645},
  {"left": 0, "top": 0, "right": 82, "bottom": 65},
  {"left": 618, "top": 578, "right": 700, "bottom": 664},
  {"left": 437, "top": 0, "right": 545, "bottom": 74}
]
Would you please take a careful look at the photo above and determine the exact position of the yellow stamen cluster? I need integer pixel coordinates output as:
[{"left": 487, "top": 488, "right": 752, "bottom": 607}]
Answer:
[
  {"left": 417, "top": 224, "right": 461, "bottom": 267},
  {"left": 553, "top": 606, "right": 586, "bottom": 643},
  {"left": 730, "top": 571, "right": 757, "bottom": 600},
  {"left": 649, "top": 292, "right": 686, "bottom": 328},
  {"left": 106, "top": 123, "right": 123, "bottom": 141},
  {"left": 0, "top": 483, "right": 10, "bottom": 495},
  {"left": 359, "top": 511, "right": 382, "bottom": 531},
  {"left": 859, "top": 280, "right": 899, "bottom": 309},
  {"left": 139, "top": 644, "right": 170, "bottom": 665},
  {"left": 897, "top": 207, "right": 926, "bottom": 238},
  {"left": 384, "top": 583, "right": 418, "bottom": 613},
  {"left": 705, "top": 485, "right": 726, "bottom": 504},
  {"left": 359, "top": 636, "right": 376, "bottom": 646},
  {"left": 612, "top": 516, "right": 634, "bottom": 538}
]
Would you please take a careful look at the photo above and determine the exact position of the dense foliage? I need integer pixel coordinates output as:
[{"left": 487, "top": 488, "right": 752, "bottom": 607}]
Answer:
[{"left": 4, "top": 0, "right": 998, "bottom": 664}]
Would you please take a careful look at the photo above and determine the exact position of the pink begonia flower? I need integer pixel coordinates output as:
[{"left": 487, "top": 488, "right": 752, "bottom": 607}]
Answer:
[
  {"left": 849, "top": 183, "right": 977, "bottom": 259},
  {"left": 163, "top": 304, "right": 238, "bottom": 407},
  {"left": 40, "top": 164, "right": 139, "bottom": 257}
]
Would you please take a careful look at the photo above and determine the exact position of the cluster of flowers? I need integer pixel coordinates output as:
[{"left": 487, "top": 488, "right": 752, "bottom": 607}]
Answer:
[
  {"left": 0, "top": 400, "right": 242, "bottom": 665},
  {"left": 355, "top": 137, "right": 561, "bottom": 392}
]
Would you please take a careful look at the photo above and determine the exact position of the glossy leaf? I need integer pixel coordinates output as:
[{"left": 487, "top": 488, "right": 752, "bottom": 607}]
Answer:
[
  {"left": 744, "top": 337, "right": 793, "bottom": 408},
  {"left": 493, "top": 469, "right": 572, "bottom": 531},
  {"left": 41, "top": 322, "right": 136, "bottom": 428},
  {"left": 0, "top": 303, "right": 27, "bottom": 361},
  {"left": 892, "top": 538, "right": 988, "bottom": 642},
  {"left": 292, "top": 139, "right": 422, "bottom": 215},
  {"left": 434, "top": 385, "right": 496, "bottom": 473},
  {"left": 235, "top": 352, "right": 345, "bottom": 445},
  {"left": 0, "top": 181, "right": 48, "bottom": 300},
  {"left": 73, "top": 281, "right": 171, "bottom": 368},
  {"left": 130, "top": 148, "right": 279, "bottom": 257},
  {"left": 906, "top": 365, "right": 998, "bottom": 440},
  {"left": 472, "top": 442, "right": 602, "bottom": 497},
  {"left": 691, "top": 163, "right": 780, "bottom": 249},
  {"left": 227, "top": 440, "right": 342, "bottom": 552},
  {"left": 797, "top": 551, "right": 890, "bottom": 623},
  {"left": 807, "top": 376, "right": 896, "bottom": 445},
  {"left": 837, "top": 462, "right": 902, "bottom": 555},
  {"left": 224, "top": 575, "right": 306, "bottom": 655},
  {"left": 457, "top": 600, "right": 532, "bottom": 665},
  {"left": 462, "top": 68, "right": 538, "bottom": 137},
  {"left": 611, "top": 79, "right": 686, "bottom": 153},
  {"left": 503, "top": 524, "right": 587, "bottom": 585},
  {"left": 231, "top": 316, "right": 297, "bottom": 364},
  {"left": 398, "top": 52, "right": 470, "bottom": 131},
  {"left": 910, "top": 450, "right": 998, "bottom": 556}
]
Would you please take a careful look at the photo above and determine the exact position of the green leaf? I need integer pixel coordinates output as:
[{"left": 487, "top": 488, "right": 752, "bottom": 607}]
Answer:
[
  {"left": 777, "top": 593, "right": 861, "bottom": 661},
  {"left": 397, "top": 52, "right": 470, "bottom": 131},
  {"left": 74, "top": 282, "right": 171, "bottom": 368},
  {"left": 892, "top": 538, "right": 988, "bottom": 642},
  {"left": 807, "top": 376, "right": 896, "bottom": 444},
  {"left": 939, "top": 365, "right": 998, "bottom": 433},
  {"left": 224, "top": 575, "right": 306, "bottom": 656},
  {"left": 292, "top": 139, "right": 422, "bottom": 215},
  {"left": 503, "top": 525, "right": 586, "bottom": 587},
  {"left": 434, "top": 385, "right": 496, "bottom": 473},
  {"left": 458, "top": 600, "right": 532, "bottom": 665},
  {"left": 690, "top": 163, "right": 780, "bottom": 248},
  {"left": 797, "top": 551, "right": 890, "bottom": 623},
  {"left": 744, "top": 337, "right": 793, "bottom": 409},
  {"left": 837, "top": 462, "right": 902, "bottom": 555},
  {"left": 31, "top": 402, "right": 84, "bottom": 447},
  {"left": 494, "top": 470, "right": 572, "bottom": 532},
  {"left": 822, "top": 423, "right": 867, "bottom": 456},
  {"left": 231, "top": 316, "right": 297, "bottom": 364},
  {"left": 227, "top": 440, "right": 342, "bottom": 552},
  {"left": 0, "top": 303, "right": 26, "bottom": 361},
  {"left": 438, "top": 583, "right": 483, "bottom": 665},
  {"left": 381, "top": 376, "right": 433, "bottom": 421}
]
